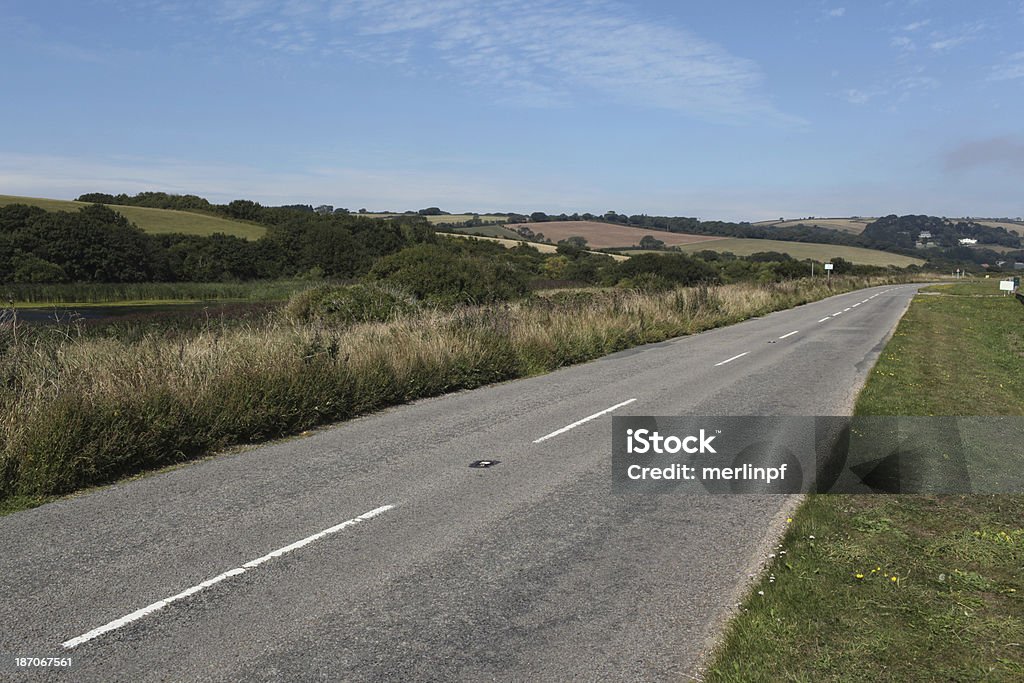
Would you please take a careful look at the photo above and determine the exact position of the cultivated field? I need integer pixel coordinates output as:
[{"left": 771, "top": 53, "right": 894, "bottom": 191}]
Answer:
[
  {"left": 506, "top": 221, "right": 724, "bottom": 249},
  {"left": 0, "top": 195, "right": 266, "bottom": 240},
  {"left": 751, "top": 217, "right": 876, "bottom": 234},
  {"left": 672, "top": 237, "right": 925, "bottom": 266},
  {"left": 441, "top": 233, "right": 629, "bottom": 261}
]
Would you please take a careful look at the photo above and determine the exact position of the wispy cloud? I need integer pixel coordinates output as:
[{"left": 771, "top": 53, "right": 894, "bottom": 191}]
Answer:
[
  {"left": 185, "top": 0, "right": 796, "bottom": 124},
  {"left": 903, "top": 19, "right": 930, "bottom": 32},
  {"left": 943, "top": 136, "right": 1024, "bottom": 175},
  {"left": 828, "top": 7, "right": 846, "bottom": 18},
  {"left": 890, "top": 35, "right": 915, "bottom": 51},
  {"left": 927, "top": 22, "right": 985, "bottom": 52},
  {"left": 988, "top": 51, "right": 1024, "bottom": 81}
]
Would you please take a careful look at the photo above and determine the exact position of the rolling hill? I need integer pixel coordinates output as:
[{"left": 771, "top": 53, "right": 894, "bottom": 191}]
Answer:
[
  {"left": 0, "top": 195, "right": 266, "bottom": 240},
  {"left": 671, "top": 237, "right": 925, "bottom": 266},
  {"left": 506, "top": 221, "right": 724, "bottom": 249},
  {"left": 751, "top": 218, "right": 876, "bottom": 234}
]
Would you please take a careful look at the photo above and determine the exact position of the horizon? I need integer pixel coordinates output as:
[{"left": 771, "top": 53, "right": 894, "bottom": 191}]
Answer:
[{"left": 2, "top": 1, "right": 1023, "bottom": 221}]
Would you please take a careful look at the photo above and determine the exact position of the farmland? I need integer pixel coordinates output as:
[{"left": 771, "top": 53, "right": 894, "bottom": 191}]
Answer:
[
  {"left": 672, "top": 237, "right": 925, "bottom": 266},
  {"left": 751, "top": 217, "right": 875, "bottom": 234},
  {"left": 506, "top": 221, "right": 724, "bottom": 249},
  {"left": 440, "top": 233, "right": 629, "bottom": 261},
  {"left": 0, "top": 195, "right": 266, "bottom": 240}
]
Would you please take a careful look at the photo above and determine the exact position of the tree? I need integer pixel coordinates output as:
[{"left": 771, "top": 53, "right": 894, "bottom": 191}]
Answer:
[
  {"left": 560, "top": 235, "right": 588, "bottom": 249},
  {"left": 638, "top": 235, "right": 666, "bottom": 250}
]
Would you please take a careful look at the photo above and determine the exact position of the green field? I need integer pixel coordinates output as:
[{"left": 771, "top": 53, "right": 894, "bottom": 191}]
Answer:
[
  {"left": 670, "top": 237, "right": 925, "bottom": 267},
  {"left": 752, "top": 217, "right": 876, "bottom": 234},
  {"left": 705, "top": 283, "right": 1024, "bottom": 682},
  {"left": 0, "top": 195, "right": 266, "bottom": 240},
  {"left": 452, "top": 224, "right": 524, "bottom": 239}
]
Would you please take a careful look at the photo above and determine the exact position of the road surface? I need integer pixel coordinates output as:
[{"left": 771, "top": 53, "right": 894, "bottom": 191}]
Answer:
[{"left": 0, "top": 284, "right": 920, "bottom": 681}]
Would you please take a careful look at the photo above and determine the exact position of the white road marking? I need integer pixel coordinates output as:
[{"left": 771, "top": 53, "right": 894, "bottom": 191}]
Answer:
[
  {"left": 833, "top": 311, "right": 843, "bottom": 316},
  {"left": 714, "top": 351, "right": 750, "bottom": 367},
  {"left": 843, "top": 307, "right": 852, "bottom": 312},
  {"left": 62, "top": 505, "right": 395, "bottom": 649},
  {"left": 779, "top": 330, "right": 799, "bottom": 340},
  {"left": 533, "top": 398, "right": 637, "bottom": 443},
  {"left": 852, "top": 303, "right": 861, "bottom": 307},
  {"left": 818, "top": 317, "right": 830, "bottom": 323}
]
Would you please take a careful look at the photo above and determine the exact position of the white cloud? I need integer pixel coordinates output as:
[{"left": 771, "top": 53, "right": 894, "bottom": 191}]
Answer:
[
  {"left": 828, "top": 7, "right": 846, "bottom": 17},
  {"left": 903, "top": 19, "right": 930, "bottom": 32},
  {"left": 841, "top": 88, "right": 872, "bottom": 105},
  {"left": 890, "top": 35, "right": 915, "bottom": 50},
  {"left": 988, "top": 51, "right": 1024, "bottom": 81},
  {"left": 188, "top": 0, "right": 796, "bottom": 124}
]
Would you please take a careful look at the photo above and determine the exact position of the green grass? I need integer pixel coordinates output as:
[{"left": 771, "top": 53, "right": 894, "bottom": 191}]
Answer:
[
  {"left": 670, "top": 237, "right": 925, "bottom": 267},
  {"left": 705, "top": 283, "right": 1024, "bottom": 682},
  {"left": 0, "top": 194, "right": 266, "bottom": 240}
]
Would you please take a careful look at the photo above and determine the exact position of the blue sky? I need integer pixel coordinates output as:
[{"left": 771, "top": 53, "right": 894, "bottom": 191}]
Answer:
[{"left": 2, "top": 0, "right": 1022, "bottom": 220}]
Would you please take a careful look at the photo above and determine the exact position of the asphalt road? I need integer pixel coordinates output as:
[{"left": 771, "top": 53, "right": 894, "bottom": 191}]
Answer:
[{"left": 0, "top": 284, "right": 921, "bottom": 681}]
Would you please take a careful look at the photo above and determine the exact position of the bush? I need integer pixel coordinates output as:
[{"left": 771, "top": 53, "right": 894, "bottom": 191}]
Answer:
[
  {"left": 283, "top": 283, "right": 419, "bottom": 324},
  {"left": 368, "top": 244, "right": 530, "bottom": 305}
]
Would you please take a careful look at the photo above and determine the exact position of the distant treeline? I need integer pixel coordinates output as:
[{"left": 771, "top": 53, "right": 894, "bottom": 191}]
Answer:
[{"left": 0, "top": 203, "right": 432, "bottom": 283}]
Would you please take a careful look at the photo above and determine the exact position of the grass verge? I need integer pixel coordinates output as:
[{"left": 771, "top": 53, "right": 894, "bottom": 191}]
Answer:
[
  {"left": 704, "top": 282, "right": 1024, "bottom": 682},
  {"left": 0, "top": 277, "right": 905, "bottom": 510}
]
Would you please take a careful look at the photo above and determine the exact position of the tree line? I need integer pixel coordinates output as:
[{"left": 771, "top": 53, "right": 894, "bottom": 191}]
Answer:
[{"left": 0, "top": 203, "right": 432, "bottom": 283}]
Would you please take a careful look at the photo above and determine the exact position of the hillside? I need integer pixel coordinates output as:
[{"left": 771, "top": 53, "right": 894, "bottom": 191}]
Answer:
[
  {"left": 752, "top": 218, "right": 875, "bottom": 234},
  {"left": 672, "top": 237, "right": 925, "bottom": 267},
  {"left": 356, "top": 212, "right": 507, "bottom": 226},
  {"left": 506, "top": 221, "right": 724, "bottom": 249},
  {"left": 0, "top": 195, "right": 266, "bottom": 240}
]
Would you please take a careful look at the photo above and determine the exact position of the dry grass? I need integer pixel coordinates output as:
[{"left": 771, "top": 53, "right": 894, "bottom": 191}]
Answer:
[
  {"left": 505, "top": 221, "right": 724, "bottom": 249},
  {"left": 673, "top": 237, "right": 925, "bottom": 266},
  {"left": 440, "top": 233, "right": 629, "bottom": 260},
  {"left": 0, "top": 276, "right": 911, "bottom": 506}
]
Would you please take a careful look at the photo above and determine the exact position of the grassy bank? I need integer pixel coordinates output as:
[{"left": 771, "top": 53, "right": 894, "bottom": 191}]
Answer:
[
  {"left": 704, "top": 281, "right": 1024, "bottom": 682},
  {"left": 0, "top": 277, "right": 903, "bottom": 510}
]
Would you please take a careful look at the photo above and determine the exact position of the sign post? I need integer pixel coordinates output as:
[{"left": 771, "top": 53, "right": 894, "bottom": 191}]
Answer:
[{"left": 824, "top": 262, "right": 833, "bottom": 281}]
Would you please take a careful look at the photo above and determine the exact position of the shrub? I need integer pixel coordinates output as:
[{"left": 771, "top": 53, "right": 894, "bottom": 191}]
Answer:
[{"left": 283, "top": 283, "right": 419, "bottom": 324}]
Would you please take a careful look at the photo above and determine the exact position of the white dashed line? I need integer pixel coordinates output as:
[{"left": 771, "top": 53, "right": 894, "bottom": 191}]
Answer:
[
  {"left": 818, "top": 317, "right": 830, "bottom": 323},
  {"left": 62, "top": 505, "right": 395, "bottom": 649},
  {"left": 533, "top": 398, "right": 637, "bottom": 443},
  {"left": 779, "top": 330, "right": 799, "bottom": 340},
  {"left": 714, "top": 351, "right": 750, "bottom": 367}
]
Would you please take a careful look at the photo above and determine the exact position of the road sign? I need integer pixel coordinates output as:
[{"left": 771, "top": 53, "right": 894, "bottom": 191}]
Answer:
[
  {"left": 1000, "top": 279, "right": 1016, "bottom": 292},
  {"left": 824, "top": 263, "right": 834, "bottom": 271}
]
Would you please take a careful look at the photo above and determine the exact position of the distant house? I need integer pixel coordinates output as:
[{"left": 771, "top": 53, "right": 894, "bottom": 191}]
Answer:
[
  {"left": 958, "top": 238, "right": 978, "bottom": 245},
  {"left": 1015, "top": 262, "right": 1024, "bottom": 271},
  {"left": 918, "top": 231, "right": 932, "bottom": 240}
]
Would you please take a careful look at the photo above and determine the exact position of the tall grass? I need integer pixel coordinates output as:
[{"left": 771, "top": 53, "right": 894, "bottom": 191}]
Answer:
[
  {"left": 3, "top": 280, "right": 311, "bottom": 305},
  {"left": 0, "top": 276, "right": 908, "bottom": 504}
]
